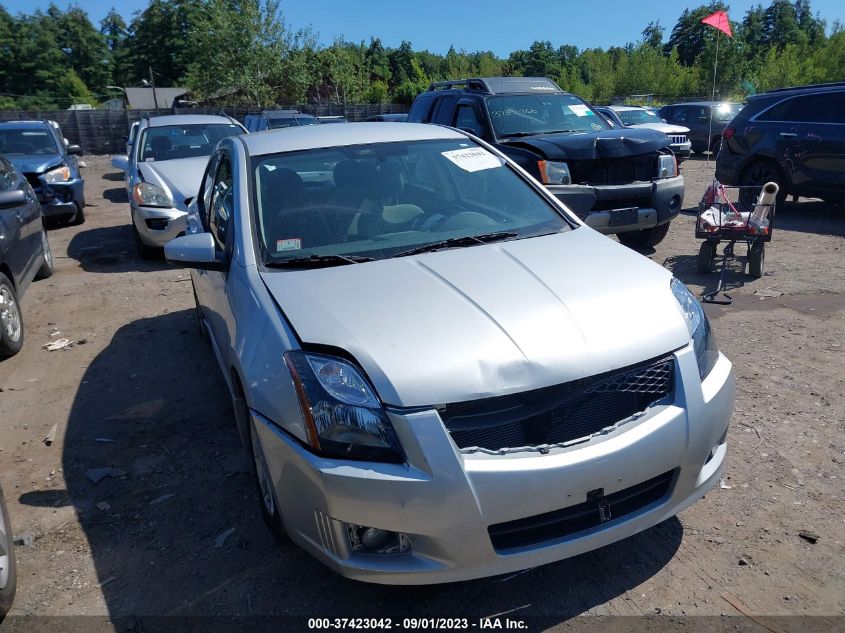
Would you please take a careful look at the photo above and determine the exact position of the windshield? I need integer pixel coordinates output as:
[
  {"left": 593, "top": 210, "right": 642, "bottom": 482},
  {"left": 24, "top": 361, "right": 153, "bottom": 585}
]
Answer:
[
  {"left": 713, "top": 103, "right": 742, "bottom": 121},
  {"left": 486, "top": 94, "right": 609, "bottom": 137},
  {"left": 138, "top": 123, "right": 242, "bottom": 162},
  {"left": 0, "top": 128, "right": 59, "bottom": 155},
  {"left": 253, "top": 138, "right": 570, "bottom": 265},
  {"left": 617, "top": 109, "right": 665, "bottom": 126},
  {"left": 268, "top": 116, "right": 319, "bottom": 129}
]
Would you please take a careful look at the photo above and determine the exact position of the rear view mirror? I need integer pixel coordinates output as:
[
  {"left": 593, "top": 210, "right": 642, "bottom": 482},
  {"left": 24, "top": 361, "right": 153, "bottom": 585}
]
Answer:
[
  {"left": 0, "top": 189, "right": 27, "bottom": 210},
  {"left": 164, "top": 232, "right": 227, "bottom": 271},
  {"left": 110, "top": 155, "right": 129, "bottom": 172}
]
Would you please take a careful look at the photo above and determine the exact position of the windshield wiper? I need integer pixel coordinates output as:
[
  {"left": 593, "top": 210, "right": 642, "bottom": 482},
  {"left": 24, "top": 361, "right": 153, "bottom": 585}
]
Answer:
[
  {"left": 395, "top": 231, "right": 518, "bottom": 258},
  {"left": 265, "top": 254, "right": 374, "bottom": 268},
  {"left": 499, "top": 130, "right": 579, "bottom": 139}
]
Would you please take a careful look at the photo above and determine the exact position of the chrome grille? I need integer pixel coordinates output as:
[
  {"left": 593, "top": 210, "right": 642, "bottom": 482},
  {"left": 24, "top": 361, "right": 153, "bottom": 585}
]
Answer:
[{"left": 669, "top": 135, "right": 688, "bottom": 145}]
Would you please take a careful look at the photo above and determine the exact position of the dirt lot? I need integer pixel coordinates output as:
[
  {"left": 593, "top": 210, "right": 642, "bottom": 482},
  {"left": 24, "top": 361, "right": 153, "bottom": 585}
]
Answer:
[{"left": 0, "top": 155, "right": 843, "bottom": 631}]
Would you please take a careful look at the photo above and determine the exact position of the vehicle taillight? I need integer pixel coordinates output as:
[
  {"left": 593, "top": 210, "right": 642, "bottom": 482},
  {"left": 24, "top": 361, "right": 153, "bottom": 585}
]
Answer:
[{"left": 723, "top": 127, "right": 735, "bottom": 140}]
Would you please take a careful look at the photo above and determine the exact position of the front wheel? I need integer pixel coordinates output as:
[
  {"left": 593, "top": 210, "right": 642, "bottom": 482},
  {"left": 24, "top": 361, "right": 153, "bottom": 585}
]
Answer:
[
  {"left": 617, "top": 222, "right": 671, "bottom": 250},
  {"left": 0, "top": 274, "right": 24, "bottom": 359},
  {"left": 748, "top": 242, "right": 765, "bottom": 278},
  {"left": 249, "top": 421, "right": 287, "bottom": 541},
  {"left": 0, "top": 485, "right": 17, "bottom": 621},
  {"left": 35, "top": 225, "right": 54, "bottom": 280},
  {"left": 697, "top": 241, "right": 717, "bottom": 273}
]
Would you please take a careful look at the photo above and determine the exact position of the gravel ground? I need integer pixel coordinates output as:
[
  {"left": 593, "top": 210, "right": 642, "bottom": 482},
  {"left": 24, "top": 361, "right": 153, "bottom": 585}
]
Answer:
[{"left": 0, "top": 155, "right": 842, "bottom": 631}]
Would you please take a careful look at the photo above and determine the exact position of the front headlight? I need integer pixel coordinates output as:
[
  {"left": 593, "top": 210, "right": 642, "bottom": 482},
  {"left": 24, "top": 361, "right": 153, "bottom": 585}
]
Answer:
[
  {"left": 671, "top": 278, "right": 718, "bottom": 379},
  {"left": 133, "top": 182, "right": 173, "bottom": 208},
  {"left": 656, "top": 154, "right": 678, "bottom": 179},
  {"left": 537, "top": 160, "right": 572, "bottom": 185},
  {"left": 285, "top": 351, "right": 404, "bottom": 463},
  {"left": 43, "top": 165, "right": 71, "bottom": 183}
]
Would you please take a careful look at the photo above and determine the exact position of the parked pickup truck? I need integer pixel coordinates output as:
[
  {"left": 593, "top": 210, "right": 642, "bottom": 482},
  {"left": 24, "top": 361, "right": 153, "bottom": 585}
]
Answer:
[{"left": 408, "top": 77, "right": 684, "bottom": 248}]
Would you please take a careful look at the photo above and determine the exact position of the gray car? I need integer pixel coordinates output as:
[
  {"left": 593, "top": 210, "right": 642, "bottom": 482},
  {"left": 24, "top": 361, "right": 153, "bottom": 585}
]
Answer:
[
  {"left": 111, "top": 114, "right": 246, "bottom": 259},
  {"left": 165, "top": 123, "right": 735, "bottom": 584}
]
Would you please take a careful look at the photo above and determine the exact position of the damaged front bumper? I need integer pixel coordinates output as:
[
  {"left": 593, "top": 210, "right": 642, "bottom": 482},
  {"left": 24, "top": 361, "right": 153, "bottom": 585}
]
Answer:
[
  {"left": 547, "top": 175, "right": 684, "bottom": 235},
  {"left": 132, "top": 205, "right": 188, "bottom": 248},
  {"left": 30, "top": 176, "right": 85, "bottom": 219},
  {"left": 252, "top": 343, "right": 734, "bottom": 584}
]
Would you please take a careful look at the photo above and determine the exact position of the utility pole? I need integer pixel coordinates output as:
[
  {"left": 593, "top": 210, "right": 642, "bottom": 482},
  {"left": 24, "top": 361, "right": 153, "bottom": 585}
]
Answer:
[{"left": 149, "top": 66, "right": 159, "bottom": 113}]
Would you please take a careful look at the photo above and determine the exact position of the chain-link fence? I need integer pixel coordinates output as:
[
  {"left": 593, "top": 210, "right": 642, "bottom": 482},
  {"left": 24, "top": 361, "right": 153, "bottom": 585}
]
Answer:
[{"left": 0, "top": 103, "right": 410, "bottom": 155}]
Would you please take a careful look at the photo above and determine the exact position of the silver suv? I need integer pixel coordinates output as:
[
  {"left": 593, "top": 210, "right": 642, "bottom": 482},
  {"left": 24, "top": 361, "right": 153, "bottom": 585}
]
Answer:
[{"left": 111, "top": 114, "right": 246, "bottom": 258}]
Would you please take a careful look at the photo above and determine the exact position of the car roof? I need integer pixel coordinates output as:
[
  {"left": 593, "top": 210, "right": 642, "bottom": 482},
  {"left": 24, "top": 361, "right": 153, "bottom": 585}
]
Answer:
[
  {"left": 609, "top": 106, "right": 649, "bottom": 111},
  {"left": 0, "top": 120, "right": 54, "bottom": 129},
  {"left": 241, "top": 122, "right": 465, "bottom": 156},
  {"left": 750, "top": 81, "right": 845, "bottom": 100},
  {"left": 145, "top": 114, "right": 238, "bottom": 127},
  {"left": 664, "top": 101, "right": 742, "bottom": 107}
]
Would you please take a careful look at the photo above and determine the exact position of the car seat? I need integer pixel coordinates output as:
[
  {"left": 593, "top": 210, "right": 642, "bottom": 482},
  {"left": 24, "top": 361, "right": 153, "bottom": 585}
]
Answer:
[
  {"left": 347, "top": 161, "right": 423, "bottom": 238},
  {"left": 261, "top": 168, "right": 332, "bottom": 252},
  {"left": 148, "top": 136, "right": 172, "bottom": 161}
]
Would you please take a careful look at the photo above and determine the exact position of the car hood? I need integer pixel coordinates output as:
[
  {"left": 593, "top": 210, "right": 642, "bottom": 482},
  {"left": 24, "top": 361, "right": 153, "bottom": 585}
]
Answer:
[
  {"left": 501, "top": 127, "right": 669, "bottom": 160},
  {"left": 6, "top": 154, "right": 64, "bottom": 174},
  {"left": 138, "top": 156, "right": 209, "bottom": 205},
  {"left": 629, "top": 122, "right": 690, "bottom": 135},
  {"left": 260, "top": 229, "right": 691, "bottom": 407}
]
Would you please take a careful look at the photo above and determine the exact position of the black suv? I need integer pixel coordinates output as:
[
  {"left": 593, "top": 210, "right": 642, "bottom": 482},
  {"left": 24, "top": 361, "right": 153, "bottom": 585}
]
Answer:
[
  {"left": 659, "top": 102, "right": 744, "bottom": 154},
  {"left": 409, "top": 77, "right": 684, "bottom": 248},
  {"left": 715, "top": 83, "right": 845, "bottom": 205}
]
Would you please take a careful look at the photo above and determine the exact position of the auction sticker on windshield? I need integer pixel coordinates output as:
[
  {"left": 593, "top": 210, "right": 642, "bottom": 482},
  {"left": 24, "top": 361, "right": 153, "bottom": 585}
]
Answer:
[
  {"left": 276, "top": 238, "right": 302, "bottom": 251},
  {"left": 568, "top": 104, "right": 594, "bottom": 117},
  {"left": 441, "top": 148, "right": 504, "bottom": 173}
]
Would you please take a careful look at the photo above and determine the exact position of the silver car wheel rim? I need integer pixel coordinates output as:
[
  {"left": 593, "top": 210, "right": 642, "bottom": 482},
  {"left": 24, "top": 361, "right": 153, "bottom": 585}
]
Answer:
[
  {"left": 0, "top": 285, "right": 21, "bottom": 343},
  {"left": 42, "top": 228, "right": 53, "bottom": 269},
  {"left": 0, "top": 500, "right": 10, "bottom": 590},
  {"left": 252, "top": 430, "right": 275, "bottom": 516}
]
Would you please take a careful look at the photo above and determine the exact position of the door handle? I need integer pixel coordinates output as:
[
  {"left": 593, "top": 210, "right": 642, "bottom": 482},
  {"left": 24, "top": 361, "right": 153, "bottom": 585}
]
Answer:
[{"left": 779, "top": 132, "right": 798, "bottom": 137}]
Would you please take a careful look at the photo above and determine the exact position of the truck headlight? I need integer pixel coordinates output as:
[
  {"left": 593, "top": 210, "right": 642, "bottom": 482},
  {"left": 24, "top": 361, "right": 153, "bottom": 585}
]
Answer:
[
  {"left": 285, "top": 351, "right": 404, "bottom": 463},
  {"left": 538, "top": 160, "right": 571, "bottom": 185},
  {"left": 671, "top": 278, "right": 718, "bottom": 379},
  {"left": 656, "top": 154, "right": 678, "bottom": 179},
  {"left": 43, "top": 165, "right": 71, "bottom": 183},
  {"left": 133, "top": 182, "right": 173, "bottom": 208}
]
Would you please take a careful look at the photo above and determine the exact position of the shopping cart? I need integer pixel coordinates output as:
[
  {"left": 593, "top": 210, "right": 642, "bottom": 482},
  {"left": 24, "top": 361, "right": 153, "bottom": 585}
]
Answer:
[{"left": 695, "top": 181, "right": 777, "bottom": 305}]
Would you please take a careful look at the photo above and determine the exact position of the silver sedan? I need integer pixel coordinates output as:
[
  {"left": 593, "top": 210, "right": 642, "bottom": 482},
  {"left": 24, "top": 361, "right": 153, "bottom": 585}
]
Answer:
[{"left": 165, "top": 123, "right": 734, "bottom": 584}]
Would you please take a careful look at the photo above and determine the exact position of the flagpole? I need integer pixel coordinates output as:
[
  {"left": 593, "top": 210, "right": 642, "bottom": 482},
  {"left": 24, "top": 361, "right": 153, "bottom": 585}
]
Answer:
[{"left": 707, "top": 29, "right": 720, "bottom": 168}]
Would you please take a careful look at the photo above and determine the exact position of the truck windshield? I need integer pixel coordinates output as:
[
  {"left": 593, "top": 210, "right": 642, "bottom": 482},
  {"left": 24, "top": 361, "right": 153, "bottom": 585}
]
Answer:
[
  {"left": 486, "top": 94, "right": 609, "bottom": 137},
  {"left": 617, "top": 109, "right": 665, "bottom": 126}
]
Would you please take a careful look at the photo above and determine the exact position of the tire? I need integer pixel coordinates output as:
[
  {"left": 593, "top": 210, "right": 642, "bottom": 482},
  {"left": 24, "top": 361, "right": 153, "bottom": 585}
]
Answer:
[
  {"left": 191, "top": 280, "right": 207, "bottom": 341},
  {"left": 617, "top": 222, "right": 671, "bottom": 250},
  {"left": 249, "top": 419, "right": 287, "bottom": 541},
  {"left": 748, "top": 242, "right": 765, "bottom": 279},
  {"left": 133, "top": 221, "right": 159, "bottom": 260},
  {"left": 70, "top": 203, "right": 85, "bottom": 226},
  {"left": 0, "top": 485, "right": 16, "bottom": 621},
  {"left": 697, "top": 241, "right": 717, "bottom": 274},
  {"left": 35, "top": 225, "right": 54, "bottom": 280},
  {"left": 740, "top": 161, "right": 788, "bottom": 208},
  {"left": 0, "top": 274, "right": 24, "bottom": 359}
]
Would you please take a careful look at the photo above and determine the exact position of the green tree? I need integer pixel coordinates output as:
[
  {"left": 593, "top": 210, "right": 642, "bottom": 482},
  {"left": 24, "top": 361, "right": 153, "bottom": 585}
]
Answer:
[{"left": 101, "top": 8, "right": 134, "bottom": 87}]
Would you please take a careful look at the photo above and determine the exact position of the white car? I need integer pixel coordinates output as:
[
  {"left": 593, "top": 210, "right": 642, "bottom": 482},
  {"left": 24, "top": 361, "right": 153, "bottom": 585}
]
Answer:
[
  {"left": 165, "top": 122, "right": 734, "bottom": 584},
  {"left": 111, "top": 114, "right": 246, "bottom": 259},
  {"left": 605, "top": 106, "right": 692, "bottom": 160}
]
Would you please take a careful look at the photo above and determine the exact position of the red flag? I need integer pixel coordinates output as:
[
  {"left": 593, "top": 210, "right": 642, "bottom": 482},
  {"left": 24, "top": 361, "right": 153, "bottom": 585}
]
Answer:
[{"left": 701, "top": 10, "right": 733, "bottom": 37}]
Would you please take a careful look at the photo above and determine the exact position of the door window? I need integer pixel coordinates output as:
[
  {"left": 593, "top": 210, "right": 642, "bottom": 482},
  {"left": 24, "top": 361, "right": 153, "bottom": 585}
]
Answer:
[
  {"left": 454, "top": 104, "right": 484, "bottom": 136},
  {"left": 759, "top": 92, "right": 845, "bottom": 124},
  {"left": 208, "top": 156, "right": 234, "bottom": 248}
]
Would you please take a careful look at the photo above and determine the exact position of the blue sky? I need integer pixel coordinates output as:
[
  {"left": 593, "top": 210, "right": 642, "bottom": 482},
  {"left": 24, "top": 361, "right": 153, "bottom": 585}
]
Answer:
[{"left": 4, "top": 0, "right": 844, "bottom": 56}]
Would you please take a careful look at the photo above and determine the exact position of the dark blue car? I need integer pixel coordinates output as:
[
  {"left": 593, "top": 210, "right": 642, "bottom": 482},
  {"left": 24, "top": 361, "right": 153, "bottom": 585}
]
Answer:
[
  {"left": 0, "top": 120, "right": 86, "bottom": 225},
  {"left": 0, "top": 153, "right": 53, "bottom": 358}
]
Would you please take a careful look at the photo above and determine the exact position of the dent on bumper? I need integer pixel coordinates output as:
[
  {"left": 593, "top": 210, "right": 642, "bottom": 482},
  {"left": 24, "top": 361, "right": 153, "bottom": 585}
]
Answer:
[
  {"left": 251, "top": 345, "right": 734, "bottom": 584},
  {"left": 38, "top": 178, "right": 85, "bottom": 217},
  {"left": 133, "top": 206, "right": 187, "bottom": 247}
]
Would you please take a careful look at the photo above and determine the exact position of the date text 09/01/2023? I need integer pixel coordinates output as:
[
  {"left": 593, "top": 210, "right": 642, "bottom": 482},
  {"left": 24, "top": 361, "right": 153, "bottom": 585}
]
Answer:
[{"left": 307, "top": 617, "right": 529, "bottom": 630}]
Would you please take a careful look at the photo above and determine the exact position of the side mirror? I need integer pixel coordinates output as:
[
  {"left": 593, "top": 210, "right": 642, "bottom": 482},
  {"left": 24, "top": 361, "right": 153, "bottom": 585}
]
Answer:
[
  {"left": 110, "top": 155, "right": 129, "bottom": 172},
  {"left": 164, "top": 232, "right": 227, "bottom": 271},
  {"left": 0, "top": 189, "right": 27, "bottom": 210},
  {"left": 67, "top": 144, "right": 84, "bottom": 156}
]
